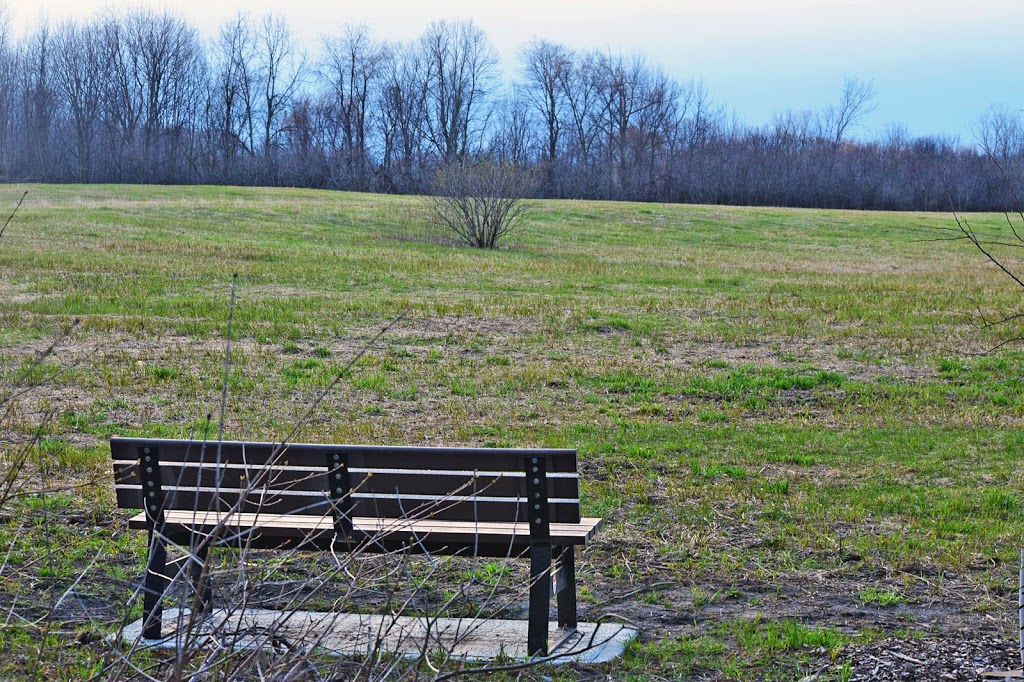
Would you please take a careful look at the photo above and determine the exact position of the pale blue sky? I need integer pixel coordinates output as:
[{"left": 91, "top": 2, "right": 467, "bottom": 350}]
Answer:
[{"left": 6, "top": 0, "right": 1023, "bottom": 142}]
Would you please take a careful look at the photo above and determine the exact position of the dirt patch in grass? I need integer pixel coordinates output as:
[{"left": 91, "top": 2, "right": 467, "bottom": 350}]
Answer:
[{"left": 664, "top": 337, "right": 937, "bottom": 381}]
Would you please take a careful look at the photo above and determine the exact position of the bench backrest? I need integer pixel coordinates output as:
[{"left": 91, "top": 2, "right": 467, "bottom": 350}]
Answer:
[{"left": 111, "top": 437, "right": 581, "bottom": 525}]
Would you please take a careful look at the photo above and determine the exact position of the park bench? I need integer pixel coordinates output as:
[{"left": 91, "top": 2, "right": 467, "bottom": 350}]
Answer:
[{"left": 110, "top": 436, "right": 604, "bottom": 657}]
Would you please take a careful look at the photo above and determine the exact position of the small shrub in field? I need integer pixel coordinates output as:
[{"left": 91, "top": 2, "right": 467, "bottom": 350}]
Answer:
[{"left": 426, "top": 158, "right": 536, "bottom": 248}]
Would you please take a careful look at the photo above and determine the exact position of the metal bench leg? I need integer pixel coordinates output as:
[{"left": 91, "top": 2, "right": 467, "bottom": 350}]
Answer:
[
  {"left": 190, "top": 542, "right": 212, "bottom": 614},
  {"left": 528, "top": 541, "right": 552, "bottom": 657},
  {"left": 142, "top": 529, "right": 167, "bottom": 640},
  {"left": 556, "top": 545, "right": 577, "bottom": 630}
]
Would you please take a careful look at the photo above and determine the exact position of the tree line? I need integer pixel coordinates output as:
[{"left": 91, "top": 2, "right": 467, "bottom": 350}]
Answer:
[{"left": 0, "top": 5, "right": 1020, "bottom": 211}]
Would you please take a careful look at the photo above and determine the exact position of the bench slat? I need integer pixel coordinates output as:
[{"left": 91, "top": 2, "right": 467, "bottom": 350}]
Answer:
[
  {"left": 115, "top": 485, "right": 582, "bottom": 523},
  {"left": 115, "top": 485, "right": 330, "bottom": 515},
  {"left": 114, "top": 462, "right": 580, "bottom": 500},
  {"left": 128, "top": 510, "right": 603, "bottom": 550},
  {"left": 113, "top": 461, "right": 327, "bottom": 492},
  {"left": 110, "top": 438, "right": 578, "bottom": 473},
  {"left": 351, "top": 471, "right": 579, "bottom": 499}
]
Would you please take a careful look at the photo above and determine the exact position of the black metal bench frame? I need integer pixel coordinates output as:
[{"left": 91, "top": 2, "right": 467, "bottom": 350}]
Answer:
[{"left": 111, "top": 437, "right": 603, "bottom": 657}]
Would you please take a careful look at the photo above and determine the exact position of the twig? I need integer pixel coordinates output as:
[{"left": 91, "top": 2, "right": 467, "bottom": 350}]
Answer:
[
  {"left": 592, "top": 580, "right": 675, "bottom": 606},
  {"left": 1019, "top": 548, "right": 1023, "bottom": 669},
  {"left": 53, "top": 548, "right": 104, "bottom": 610},
  {"left": 431, "top": 625, "right": 622, "bottom": 680},
  {"left": 0, "top": 319, "right": 81, "bottom": 412},
  {"left": 216, "top": 273, "right": 238, "bottom": 491},
  {"left": 0, "top": 190, "right": 26, "bottom": 239}
]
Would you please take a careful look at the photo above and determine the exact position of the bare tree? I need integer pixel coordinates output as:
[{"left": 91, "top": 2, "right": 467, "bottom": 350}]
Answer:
[
  {"left": 52, "top": 19, "right": 108, "bottom": 181},
  {"left": 975, "top": 106, "right": 1024, "bottom": 161},
  {"left": 520, "top": 39, "right": 572, "bottom": 165},
  {"left": 207, "top": 12, "right": 259, "bottom": 179},
  {"left": 587, "top": 51, "right": 683, "bottom": 199},
  {"left": 419, "top": 19, "right": 499, "bottom": 162},
  {"left": 100, "top": 15, "right": 140, "bottom": 176},
  {"left": 15, "top": 19, "right": 56, "bottom": 179},
  {"left": 101, "top": 9, "right": 206, "bottom": 181},
  {"left": 0, "top": 5, "right": 16, "bottom": 177},
  {"left": 820, "top": 76, "right": 878, "bottom": 146},
  {"left": 489, "top": 87, "right": 537, "bottom": 166},
  {"left": 321, "top": 24, "right": 384, "bottom": 183},
  {"left": 377, "top": 40, "right": 428, "bottom": 190},
  {"left": 677, "top": 79, "right": 722, "bottom": 152},
  {"left": 141, "top": 10, "right": 202, "bottom": 176},
  {"left": 557, "top": 49, "right": 604, "bottom": 184},
  {"left": 628, "top": 65, "right": 683, "bottom": 200},
  {"left": 254, "top": 13, "right": 305, "bottom": 175},
  {"left": 280, "top": 93, "right": 333, "bottom": 186}
]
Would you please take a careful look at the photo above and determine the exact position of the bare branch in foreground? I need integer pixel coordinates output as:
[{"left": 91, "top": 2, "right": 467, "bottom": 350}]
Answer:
[{"left": 0, "top": 190, "right": 26, "bottom": 239}]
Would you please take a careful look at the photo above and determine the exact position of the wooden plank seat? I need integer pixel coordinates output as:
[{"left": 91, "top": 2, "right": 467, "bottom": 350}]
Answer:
[{"left": 111, "top": 436, "right": 604, "bottom": 657}]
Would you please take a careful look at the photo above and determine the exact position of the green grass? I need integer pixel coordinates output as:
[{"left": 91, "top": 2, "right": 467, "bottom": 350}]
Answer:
[
  {"left": 2, "top": 184, "right": 1024, "bottom": 679},
  {"left": 858, "top": 587, "right": 908, "bottom": 607}
]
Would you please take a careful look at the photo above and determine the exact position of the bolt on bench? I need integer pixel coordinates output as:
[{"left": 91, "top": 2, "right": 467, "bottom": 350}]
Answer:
[{"left": 111, "top": 437, "right": 604, "bottom": 657}]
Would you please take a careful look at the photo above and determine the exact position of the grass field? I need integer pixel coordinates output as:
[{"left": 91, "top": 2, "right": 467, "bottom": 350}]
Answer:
[{"left": 2, "top": 184, "right": 1024, "bottom": 679}]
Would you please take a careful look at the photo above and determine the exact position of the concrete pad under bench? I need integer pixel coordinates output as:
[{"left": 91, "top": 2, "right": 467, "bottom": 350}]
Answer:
[{"left": 119, "top": 608, "right": 637, "bottom": 664}]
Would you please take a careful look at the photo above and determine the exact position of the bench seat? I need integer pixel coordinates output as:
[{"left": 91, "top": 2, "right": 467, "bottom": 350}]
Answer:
[{"left": 128, "top": 510, "right": 604, "bottom": 552}]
